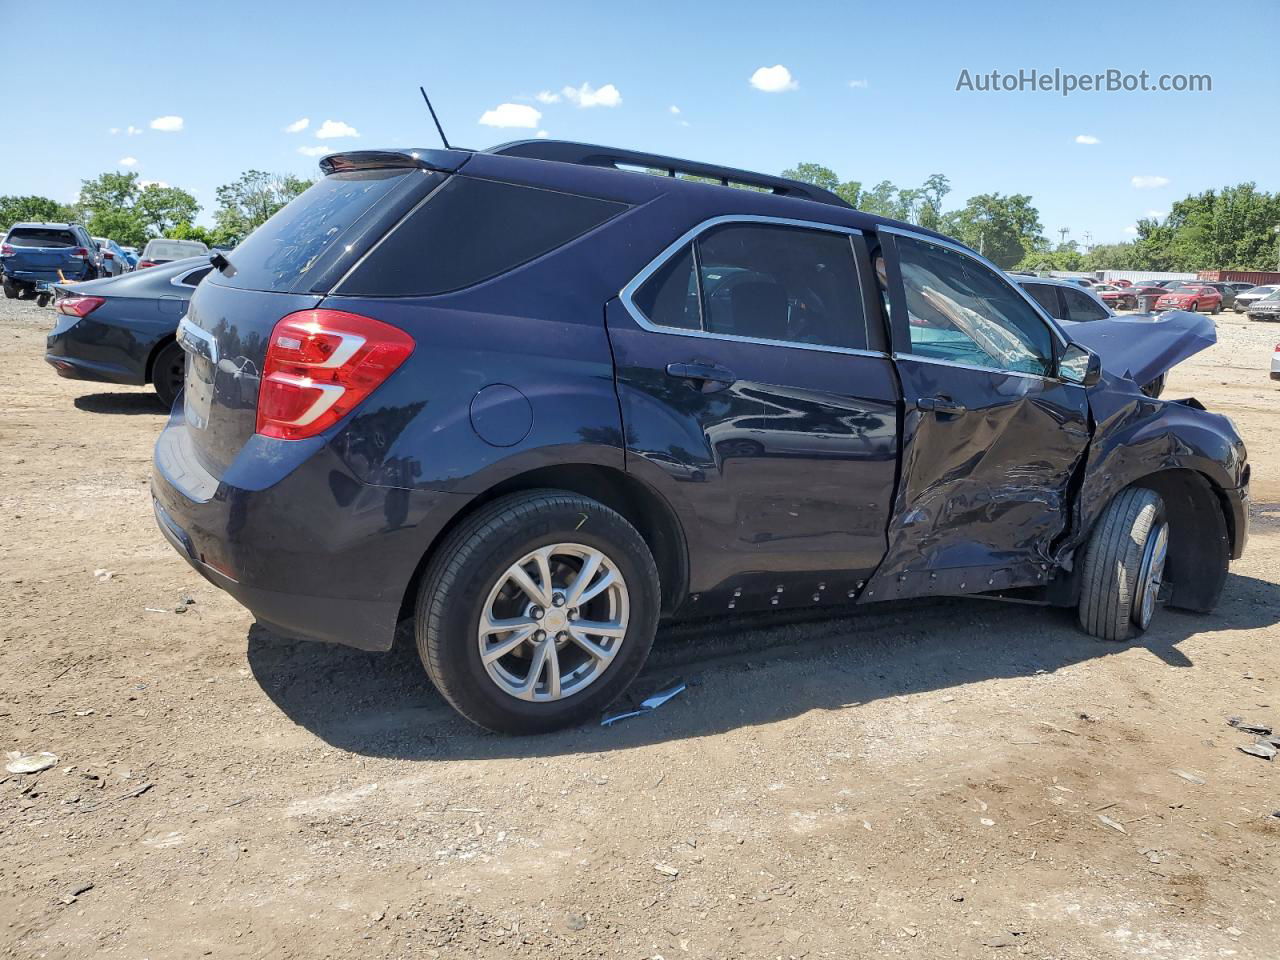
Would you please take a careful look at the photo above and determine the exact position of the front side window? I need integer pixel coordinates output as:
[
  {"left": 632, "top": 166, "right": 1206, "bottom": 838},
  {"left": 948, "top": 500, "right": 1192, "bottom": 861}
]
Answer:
[
  {"left": 1023, "top": 282, "right": 1061, "bottom": 318},
  {"left": 895, "top": 235, "right": 1054, "bottom": 376},
  {"left": 1060, "top": 288, "right": 1110, "bottom": 322},
  {"left": 631, "top": 222, "right": 869, "bottom": 351}
]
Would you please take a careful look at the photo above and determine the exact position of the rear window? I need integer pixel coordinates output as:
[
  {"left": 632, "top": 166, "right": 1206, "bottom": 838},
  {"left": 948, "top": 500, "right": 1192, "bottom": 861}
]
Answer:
[
  {"left": 144, "top": 240, "right": 206, "bottom": 260},
  {"left": 216, "top": 168, "right": 440, "bottom": 293},
  {"left": 336, "top": 176, "right": 628, "bottom": 297},
  {"left": 8, "top": 227, "right": 76, "bottom": 248}
]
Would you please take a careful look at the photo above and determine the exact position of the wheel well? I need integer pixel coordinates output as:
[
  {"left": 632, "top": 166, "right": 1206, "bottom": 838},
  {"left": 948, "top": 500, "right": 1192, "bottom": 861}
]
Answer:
[
  {"left": 395, "top": 464, "right": 688, "bottom": 630},
  {"left": 144, "top": 334, "right": 177, "bottom": 384},
  {"left": 1130, "top": 468, "right": 1230, "bottom": 612}
]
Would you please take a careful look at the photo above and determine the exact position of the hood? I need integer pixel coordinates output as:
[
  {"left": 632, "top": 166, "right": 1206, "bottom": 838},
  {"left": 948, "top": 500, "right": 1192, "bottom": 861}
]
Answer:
[{"left": 1057, "top": 310, "right": 1215, "bottom": 386}]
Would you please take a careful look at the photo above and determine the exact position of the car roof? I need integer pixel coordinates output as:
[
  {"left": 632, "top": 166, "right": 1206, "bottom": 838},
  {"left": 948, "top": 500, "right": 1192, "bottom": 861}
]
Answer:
[
  {"left": 8, "top": 221, "right": 81, "bottom": 230},
  {"left": 1011, "top": 275, "right": 1096, "bottom": 290}
]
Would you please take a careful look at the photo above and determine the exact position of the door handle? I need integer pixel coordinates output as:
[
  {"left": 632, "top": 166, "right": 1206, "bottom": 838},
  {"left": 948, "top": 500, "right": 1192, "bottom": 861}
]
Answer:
[
  {"left": 666, "top": 362, "right": 736, "bottom": 392},
  {"left": 917, "top": 396, "right": 966, "bottom": 415}
]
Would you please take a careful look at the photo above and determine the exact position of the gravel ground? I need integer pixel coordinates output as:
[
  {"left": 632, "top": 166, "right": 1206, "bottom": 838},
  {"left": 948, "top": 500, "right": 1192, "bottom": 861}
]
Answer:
[{"left": 1, "top": 296, "right": 1278, "bottom": 959}]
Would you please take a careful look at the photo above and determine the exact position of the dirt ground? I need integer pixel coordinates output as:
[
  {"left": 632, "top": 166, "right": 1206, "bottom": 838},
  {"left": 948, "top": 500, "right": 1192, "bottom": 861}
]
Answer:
[{"left": 1, "top": 296, "right": 1278, "bottom": 960}]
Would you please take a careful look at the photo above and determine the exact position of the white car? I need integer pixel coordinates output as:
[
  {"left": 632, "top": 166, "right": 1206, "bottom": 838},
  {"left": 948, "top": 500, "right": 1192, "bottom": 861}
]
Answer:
[{"left": 1272, "top": 342, "right": 1280, "bottom": 383}]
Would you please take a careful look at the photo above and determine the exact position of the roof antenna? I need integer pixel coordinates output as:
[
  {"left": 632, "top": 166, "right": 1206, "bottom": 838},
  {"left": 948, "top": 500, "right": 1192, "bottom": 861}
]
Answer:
[{"left": 419, "top": 86, "right": 451, "bottom": 150}]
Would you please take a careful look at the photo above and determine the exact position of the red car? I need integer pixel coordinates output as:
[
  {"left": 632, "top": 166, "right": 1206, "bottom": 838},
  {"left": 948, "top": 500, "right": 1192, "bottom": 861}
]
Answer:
[
  {"left": 1155, "top": 283, "right": 1223, "bottom": 314},
  {"left": 1092, "top": 283, "right": 1137, "bottom": 310}
]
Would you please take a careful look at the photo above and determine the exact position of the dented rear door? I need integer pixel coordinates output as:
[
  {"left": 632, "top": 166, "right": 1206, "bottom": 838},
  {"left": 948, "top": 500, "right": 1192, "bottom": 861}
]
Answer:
[{"left": 864, "top": 229, "right": 1091, "bottom": 601}]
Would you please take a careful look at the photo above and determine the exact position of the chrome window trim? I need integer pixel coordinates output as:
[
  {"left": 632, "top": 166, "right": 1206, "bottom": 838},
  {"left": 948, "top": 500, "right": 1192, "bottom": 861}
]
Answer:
[
  {"left": 891, "top": 352, "right": 1051, "bottom": 382},
  {"left": 618, "top": 214, "right": 887, "bottom": 360}
]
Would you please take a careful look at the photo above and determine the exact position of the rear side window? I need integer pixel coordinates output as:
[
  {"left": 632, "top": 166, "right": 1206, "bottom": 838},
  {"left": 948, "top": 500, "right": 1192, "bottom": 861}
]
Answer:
[
  {"left": 631, "top": 223, "right": 869, "bottom": 351},
  {"left": 8, "top": 228, "right": 76, "bottom": 248},
  {"left": 1060, "top": 288, "right": 1109, "bottom": 322},
  {"left": 1022, "top": 282, "right": 1062, "bottom": 318},
  {"left": 337, "top": 177, "right": 628, "bottom": 297},
  {"left": 218, "top": 168, "right": 440, "bottom": 293}
]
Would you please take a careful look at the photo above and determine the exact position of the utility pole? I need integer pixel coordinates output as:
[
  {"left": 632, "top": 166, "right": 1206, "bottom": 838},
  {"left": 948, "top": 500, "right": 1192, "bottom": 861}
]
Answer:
[
  {"left": 1274, "top": 224, "right": 1280, "bottom": 272},
  {"left": 1057, "top": 226, "right": 1070, "bottom": 247},
  {"left": 1081, "top": 231, "right": 1093, "bottom": 251}
]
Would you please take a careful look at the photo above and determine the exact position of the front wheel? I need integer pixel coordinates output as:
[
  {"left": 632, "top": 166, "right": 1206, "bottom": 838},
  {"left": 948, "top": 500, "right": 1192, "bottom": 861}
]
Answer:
[
  {"left": 1078, "top": 487, "right": 1168, "bottom": 641},
  {"left": 415, "top": 490, "right": 661, "bottom": 734},
  {"left": 1211, "top": 302, "right": 1221, "bottom": 315}
]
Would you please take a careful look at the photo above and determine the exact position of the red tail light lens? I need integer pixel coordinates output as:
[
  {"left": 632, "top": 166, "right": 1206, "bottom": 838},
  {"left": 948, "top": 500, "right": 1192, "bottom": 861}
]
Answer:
[
  {"left": 256, "top": 309, "right": 414, "bottom": 441},
  {"left": 72, "top": 247, "right": 89, "bottom": 259},
  {"left": 137, "top": 260, "right": 156, "bottom": 269},
  {"left": 56, "top": 295, "right": 106, "bottom": 318},
  {"left": 0, "top": 243, "right": 13, "bottom": 256}
]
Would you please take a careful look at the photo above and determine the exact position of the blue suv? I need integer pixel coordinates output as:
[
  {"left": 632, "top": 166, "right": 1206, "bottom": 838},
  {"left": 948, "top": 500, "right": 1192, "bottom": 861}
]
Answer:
[{"left": 153, "top": 140, "right": 1248, "bottom": 733}]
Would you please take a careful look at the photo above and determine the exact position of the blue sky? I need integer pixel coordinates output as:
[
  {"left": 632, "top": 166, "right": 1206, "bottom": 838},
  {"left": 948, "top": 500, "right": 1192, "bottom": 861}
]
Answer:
[{"left": 4, "top": 0, "right": 1277, "bottom": 243}]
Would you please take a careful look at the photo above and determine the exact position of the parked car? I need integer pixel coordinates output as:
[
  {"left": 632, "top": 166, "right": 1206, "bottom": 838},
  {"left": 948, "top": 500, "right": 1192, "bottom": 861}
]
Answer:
[
  {"left": 1110, "top": 279, "right": 1133, "bottom": 288},
  {"left": 152, "top": 140, "right": 1248, "bottom": 733},
  {"left": 45, "top": 257, "right": 213, "bottom": 407},
  {"left": 1272, "top": 342, "right": 1280, "bottom": 382},
  {"left": 1235, "top": 284, "right": 1279, "bottom": 313},
  {"left": 93, "top": 237, "right": 132, "bottom": 278},
  {"left": 1226, "top": 281, "right": 1256, "bottom": 295},
  {"left": 1194, "top": 281, "right": 1237, "bottom": 310},
  {"left": 1015, "top": 275, "right": 1114, "bottom": 321},
  {"left": 1136, "top": 279, "right": 1180, "bottom": 288},
  {"left": 137, "top": 238, "right": 208, "bottom": 268},
  {"left": 1155, "top": 283, "right": 1222, "bottom": 313},
  {"left": 1, "top": 222, "right": 99, "bottom": 300},
  {"left": 1246, "top": 290, "right": 1280, "bottom": 322},
  {"left": 120, "top": 246, "right": 140, "bottom": 269},
  {"left": 1125, "top": 284, "right": 1175, "bottom": 310},
  {"left": 1089, "top": 283, "right": 1136, "bottom": 310}
]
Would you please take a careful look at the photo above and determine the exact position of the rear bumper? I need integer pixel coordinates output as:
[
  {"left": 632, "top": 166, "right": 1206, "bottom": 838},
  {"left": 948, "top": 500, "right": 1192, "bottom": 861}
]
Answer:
[
  {"left": 3, "top": 264, "right": 94, "bottom": 284},
  {"left": 45, "top": 316, "right": 149, "bottom": 386},
  {"left": 151, "top": 404, "right": 469, "bottom": 651}
]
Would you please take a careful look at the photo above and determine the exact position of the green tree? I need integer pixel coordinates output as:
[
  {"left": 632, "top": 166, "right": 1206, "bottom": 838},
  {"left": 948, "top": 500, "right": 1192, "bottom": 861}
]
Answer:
[
  {"left": 917, "top": 174, "right": 951, "bottom": 231},
  {"left": 74, "top": 171, "right": 200, "bottom": 244},
  {"left": 782, "top": 162, "right": 862, "bottom": 209},
  {"left": 78, "top": 171, "right": 141, "bottom": 214},
  {"left": 859, "top": 181, "right": 900, "bottom": 218},
  {"left": 87, "top": 208, "right": 147, "bottom": 248},
  {"left": 944, "top": 193, "right": 1044, "bottom": 269},
  {"left": 214, "top": 170, "right": 313, "bottom": 243},
  {"left": 0, "top": 195, "right": 76, "bottom": 232},
  {"left": 134, "top": 185, "right": 200, "bottom": 237}
]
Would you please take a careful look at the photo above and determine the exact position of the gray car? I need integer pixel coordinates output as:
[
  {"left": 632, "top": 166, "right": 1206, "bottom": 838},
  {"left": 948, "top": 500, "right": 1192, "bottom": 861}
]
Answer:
[
  {"left": 1235, "top": 284, "right": 1279, "bottom": 314},
  {"left": 1012, "top": 275, "right": 1113, "bottom": 323},
  {"left": 44, "top": 257, "right": 212, "bottom": 407},
  {"left": 1246, "top": 289, "right": 1280, "bottom": 323},
  {"left": 93, "top": 237, "right": 132, "bottom": 278}
]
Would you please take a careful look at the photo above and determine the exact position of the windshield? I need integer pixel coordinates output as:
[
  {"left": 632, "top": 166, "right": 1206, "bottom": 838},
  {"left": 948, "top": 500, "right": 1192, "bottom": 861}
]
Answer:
[
  {"left": 7, "top": 227, "right": 76, "bottom": 248},
  {"left": 144, "top": 240, "right": 207, "bottom": 259}
]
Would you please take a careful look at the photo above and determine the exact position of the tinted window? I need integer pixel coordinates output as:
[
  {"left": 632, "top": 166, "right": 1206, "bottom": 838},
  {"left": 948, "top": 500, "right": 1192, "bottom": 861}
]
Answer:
[
  {"left": 339, "top": 176, "right": 627, "bottom": 297},
  {"left": 632, "top": 243, "right": 699, "bottom": 330},
  {"left": 1060, "top": 288, "right": 1110, "bottom": 322},
  {"left": 896, "top": 235, "right": 1053, "bottom": 376},
  {"left": 1022, "top": 282, "right": 1061, "bottom": 318},
  {"left": 8, "top": 227, "right": 76, "bottom": 248},
  {"left": 179, "top": 267, "right": 212, "bottom": 286},
  {"left": 220, "top": 168, "right": 436, "bottom": 293},
  {"left": 633, "top": 223, "right": 869, "bottom": 351}
]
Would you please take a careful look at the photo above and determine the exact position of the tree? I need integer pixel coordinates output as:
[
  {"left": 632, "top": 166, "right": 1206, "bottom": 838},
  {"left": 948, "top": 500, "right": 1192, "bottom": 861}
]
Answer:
[
  {"left": 780, "top": 163, "right": 840, "bottom": 193},
  {"left": 134, "top": 185, "right": 199, "bottom": 237},
  {"left": 214, "top": 170, "right": 313, "bottom": 243},
  {"left": 87, "top": 208, "right": 147, "bottom": 248},
  {"left": 0, "top": 195, "right": 76, "bottom": 232},
  {"left": 917, "top": 174, "right": 951, "bottom": 231},
  {"left": 859, "top": 180, "right": 900, "bottom": 218},
  {"left": 74, "top": 171, "right": 200, "bottom": 245},
  {"left": 943, "top": 193, "right": 1044, "bottom": 269}
]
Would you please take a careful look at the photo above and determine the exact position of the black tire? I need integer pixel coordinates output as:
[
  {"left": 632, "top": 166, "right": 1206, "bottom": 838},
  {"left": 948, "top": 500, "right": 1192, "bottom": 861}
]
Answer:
[
  {"left": 14, "top": 284, "right": 33, "bottom": 300},
  {"left": 2, "top": 280, "right": 16, "bottom": 299},
  {"left": 151, "top": 340, "right": 186, "bottom": 409},
  {"left": 415, "top": 489, "right": 661, "bottom": 734},
  {"left": 1211, "top": 302, "right": 1221, "bottom": 315},
  {"left": 35, "top": 293, "right": 50, "bottom": 308},
  {"left": 1078, "top": 487, "right": 1168, "bottom": 641}
]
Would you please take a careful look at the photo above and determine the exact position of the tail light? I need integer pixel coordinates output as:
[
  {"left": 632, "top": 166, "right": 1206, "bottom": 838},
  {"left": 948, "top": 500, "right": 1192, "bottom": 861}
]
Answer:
[
  {"left": 102, "top": 251, "right": 115, "bottom": 260},
  {"left": 56, "top": 295, "right": 106, "bottom": 318},
  {"left": 256, "top": 309, "right": 415, "bottom": 441},
  {"left": 137, "top": 260, "right": 156, "bottom": 269},
  {"left": 0, "top": 243, "right": 13, "bottom": 256},
  {"left": 72, "top": 247, "right": 90, "bottom": 259}
]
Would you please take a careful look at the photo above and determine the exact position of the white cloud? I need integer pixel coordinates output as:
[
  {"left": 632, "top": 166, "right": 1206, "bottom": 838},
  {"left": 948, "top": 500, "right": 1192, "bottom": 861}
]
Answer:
[
  {"left": 284, "top": 117, "right": 310, "bottom": 134},
  {"left": 1131, "top": 175, "right": 1170, "bottom": 189},
  {"left": 562, "top": 82, "right": 622, "bottom": 108},
  {"left": 108, "top": 127, "right": 120, "bottom": 135},
  {"left": 1145, "top": 209, "right": 1167, "bottom": 218},
  {"left": 535, "top": 90, "right": 561, "bottom": 104},
  {"left": 315, "top": 119, "right": 360, "bottom": 139},
  {"left": 750, "top": 65, "right": 797, "bottom": 93},
  {"left": 679, "top": 120, "right": 690, "bottom": 127},
  {"left": 298, "top": 145, "right": 332, "bottom": 157},
  {"left": 535, "top": 130, "right": 550, "bottom": 139},
  {"left": 1123, "top": 225, "right": 1139, "bottom": 235},
  {"left": 1074, "top": 134, "right": 1100, "bottom": 145},
  {"left": 119, "top": 156, "right": 137, "bottom": 167},
  {"left": 150, "top": 115, "right": 184, "bottom": 132},
  {"left": 127, "top": 125, "right": 142, "bottom": 136},
  {"left": 848, "top": 79, "right": 869, "bottom": 89},
  {"left": 478, "top": 103, "right": 542, "bottom": 128},
  {"left": 669, "top": 105, "right": 681, "bottom": 114},
  {"left": 139, "top": 180, "right": 171, "bottom": 190}
]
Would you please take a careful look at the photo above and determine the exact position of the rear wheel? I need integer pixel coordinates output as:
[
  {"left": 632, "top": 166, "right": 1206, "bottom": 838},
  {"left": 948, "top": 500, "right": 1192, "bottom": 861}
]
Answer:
[
  {"left": 14, "top": 284, "right": 33, "bottom": 300},
  {"left": 415, "top": 490, "right": 661, "bottom": 734},
  {"left": 2, "top": 280, "right": 16, "bottom": 299},
  {"left": 151, "top": 341, "right": 186, "bottom": 409},
  {"left": 1211, "top": 302, "right": 1221, "bottom": 315},
  {"left": 1078, "top": 487, "right": 1168, "bottom": 641}
]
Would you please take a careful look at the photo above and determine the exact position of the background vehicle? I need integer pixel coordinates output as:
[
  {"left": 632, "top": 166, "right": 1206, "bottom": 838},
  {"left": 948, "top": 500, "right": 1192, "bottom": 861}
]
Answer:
[
  {"left": 1195, "top": 280, "right": 1237, "bottom": 310},
  {"left": 120, "top": 246, "right": 139, "bottom": 269},
  {"left": 1235, "top": 284, "right": 1278, "bottom": 313},
  {"left": 153, "top": 141, "right": 1247, "bottom": 734},
  {"left": 1246, "top": 290, "right": 1280, "bottom": 321},
  {"left": 1126, "top": 283, "right": 1177, "bottom": 310},
  {"left": 45, "top": 257, "right": 212, "bottom": 407},
  {"left": 1015, "top": 275, "right": 1114, "bottom": 320},
  {"left": 1155, "top": 283, "right": 1222, "bottom": 313},
  {"left": 1090, "top": 282, "right": 1136, "bottom": 310},
  {"left": 1, "top": 222, "right": 98, "bottom": 299},
  {"left": 1272, "top": 342, "right": 1280, "bottom": 381},
  {"left": 93, "top": 237, "right": 132, "bottom": 278},
  {"left": 137, "top": 237, "right": 208, "bottom": 268}
]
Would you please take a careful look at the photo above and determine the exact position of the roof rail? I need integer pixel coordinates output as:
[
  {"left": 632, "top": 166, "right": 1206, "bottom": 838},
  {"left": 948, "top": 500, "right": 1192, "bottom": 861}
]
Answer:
[{"left": 487, "top": 140, "right": 851, "bottom": 209}]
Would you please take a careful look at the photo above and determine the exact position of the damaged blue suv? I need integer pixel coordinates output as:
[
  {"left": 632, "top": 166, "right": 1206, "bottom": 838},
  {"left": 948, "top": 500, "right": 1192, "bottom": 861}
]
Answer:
[{"left": 153, "top": 140, "right": 1249, "bottom": 733}]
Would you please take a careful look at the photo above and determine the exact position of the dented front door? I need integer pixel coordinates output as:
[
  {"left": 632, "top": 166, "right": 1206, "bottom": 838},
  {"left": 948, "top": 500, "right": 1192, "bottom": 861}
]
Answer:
[{"left": 864, "top": 229, "right": 1091, "bottom": 601}]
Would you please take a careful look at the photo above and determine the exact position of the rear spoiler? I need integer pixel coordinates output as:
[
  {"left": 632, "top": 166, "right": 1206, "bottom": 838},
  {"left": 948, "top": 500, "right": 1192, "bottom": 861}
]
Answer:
[{"left": 318, "top": 148, "right": 471, "bottom": 175}]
